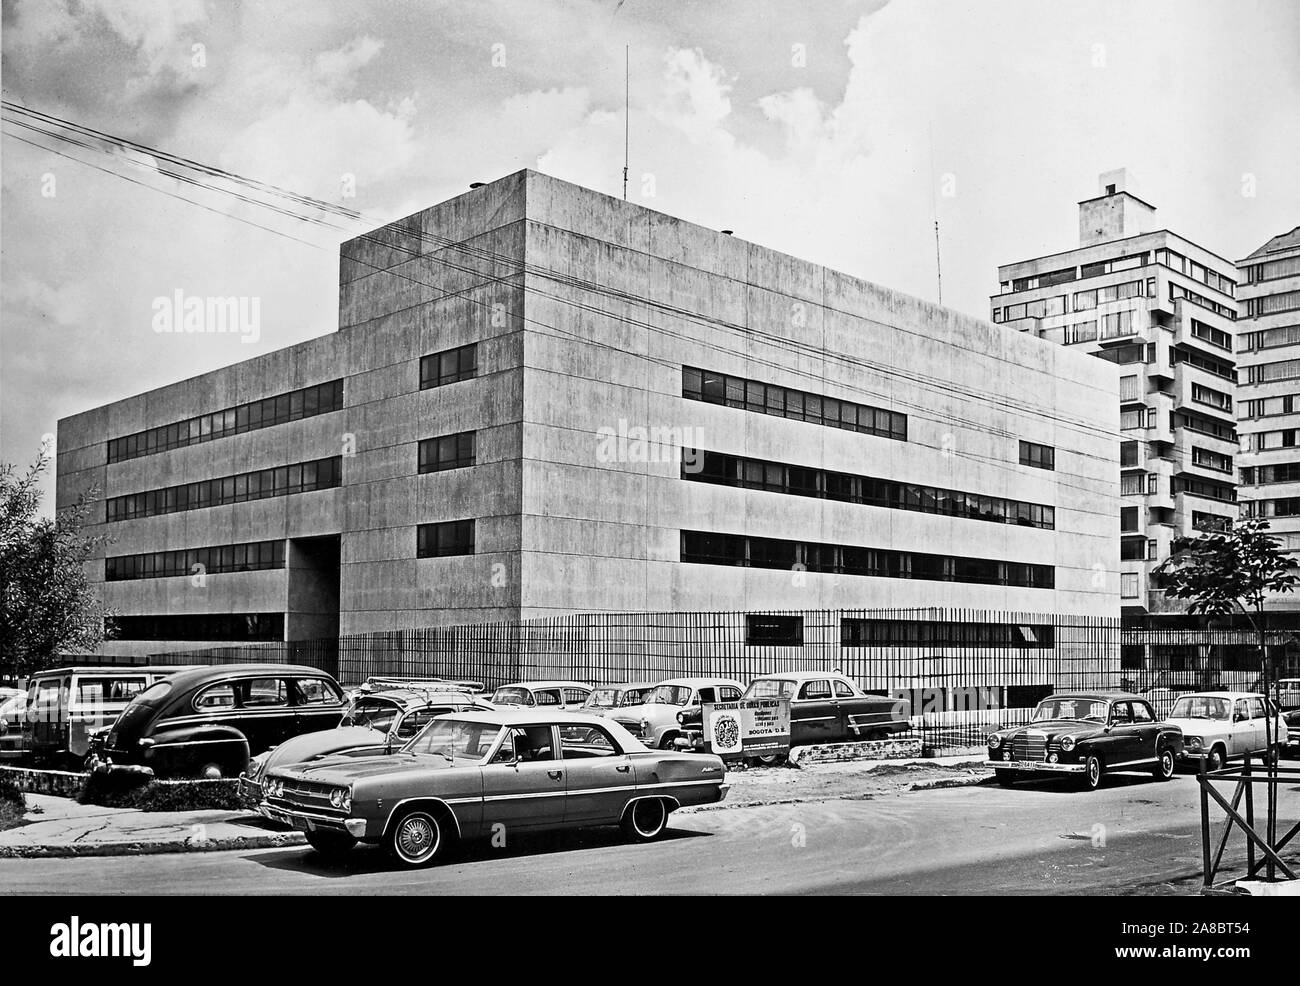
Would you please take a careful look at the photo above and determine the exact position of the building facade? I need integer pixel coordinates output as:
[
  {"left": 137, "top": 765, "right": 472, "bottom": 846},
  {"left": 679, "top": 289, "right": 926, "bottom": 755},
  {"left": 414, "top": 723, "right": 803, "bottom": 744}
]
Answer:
[
  {"left": 1237, "top": 226, "right": 1300, "bottom": 609},
  {"left": 58, "top": 170, "right": 1119, "bottom": 658},
  {"left": 992, "top": 170, "right": 1239, "bottom": 626}
]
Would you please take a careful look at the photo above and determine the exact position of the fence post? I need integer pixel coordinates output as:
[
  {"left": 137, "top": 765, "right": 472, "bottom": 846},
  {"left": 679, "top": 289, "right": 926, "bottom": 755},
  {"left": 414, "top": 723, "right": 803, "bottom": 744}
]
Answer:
[
  {"left": 1244, "top": 753, "right": 1255, "bottom": 878},
  {"left": 1199, "top": 754, "right": 1212, "bottom": 889}
]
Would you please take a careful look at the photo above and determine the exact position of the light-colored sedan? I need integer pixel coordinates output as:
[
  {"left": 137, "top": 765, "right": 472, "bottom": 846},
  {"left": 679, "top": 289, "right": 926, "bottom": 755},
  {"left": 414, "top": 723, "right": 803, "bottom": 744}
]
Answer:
[
  {"left": 610, "top": 677, "right": 744, "bottom": 749},
  {"left": 490, "top": 680, "right": 592, "bottom": 711},
  {"left": 1167, "top": 691, "right": 1289, "bottom": 770}
]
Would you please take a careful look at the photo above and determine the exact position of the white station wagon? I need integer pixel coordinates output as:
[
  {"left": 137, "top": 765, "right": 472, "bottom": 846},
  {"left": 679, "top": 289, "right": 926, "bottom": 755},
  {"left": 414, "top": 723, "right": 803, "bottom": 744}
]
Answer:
[{"left": 1166, "top": 691, "right": 1289, "bottom": 769}]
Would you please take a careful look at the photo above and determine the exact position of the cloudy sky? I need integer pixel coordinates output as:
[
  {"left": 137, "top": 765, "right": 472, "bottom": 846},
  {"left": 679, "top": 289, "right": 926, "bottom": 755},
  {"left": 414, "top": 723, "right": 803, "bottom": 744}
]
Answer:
[{"left": 3, "top": 0, "right": 1299, "bottom": 513}]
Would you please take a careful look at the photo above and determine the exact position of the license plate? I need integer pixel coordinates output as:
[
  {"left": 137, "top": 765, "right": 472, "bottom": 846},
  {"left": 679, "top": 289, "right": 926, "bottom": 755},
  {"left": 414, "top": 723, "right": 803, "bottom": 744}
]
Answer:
[{"left": 1020, "top": 761, "right": 1037, "bottom": 770}]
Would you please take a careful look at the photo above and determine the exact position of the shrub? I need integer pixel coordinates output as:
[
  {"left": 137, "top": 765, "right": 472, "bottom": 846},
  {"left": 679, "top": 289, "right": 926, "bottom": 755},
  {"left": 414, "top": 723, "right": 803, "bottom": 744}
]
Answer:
[
  {"left": 80, "top": 768, "right": 245, "bottom": 812},
  {"left": 0, "top": 778, "right": 26, "bottom": 831}
]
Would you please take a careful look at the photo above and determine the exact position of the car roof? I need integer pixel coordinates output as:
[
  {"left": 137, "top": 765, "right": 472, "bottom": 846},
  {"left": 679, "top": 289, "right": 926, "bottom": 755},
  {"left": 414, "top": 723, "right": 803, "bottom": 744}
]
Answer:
[
  {"left": 593, "top": 681, "right": 656, "bottom": 690},
  {"left": 29, "top": 666, "right": 197, "bottom": 678},
  {"left": 1046, "top": 691, "right": 1146, "bottom": 703},
  {"left": 354, "top": 688, "right": 482, "bottom": 707},
  {"left": 441, "top": 709, "right": 615, "bottom": 727},
  {"left": 151, "top": 664, "right": 338, "bottom": 690},
  {"left": 495, "top": 680, "right": 591, "bottom": 690},
  {"left": 750, "top": 671, "right": 850, "bottom": 684},
  {"left": 654, "top": 677, "right": 745, "bottom": 688},
  {"left": 1173, "top": 691, "right": 1265, "bottom": 701}
]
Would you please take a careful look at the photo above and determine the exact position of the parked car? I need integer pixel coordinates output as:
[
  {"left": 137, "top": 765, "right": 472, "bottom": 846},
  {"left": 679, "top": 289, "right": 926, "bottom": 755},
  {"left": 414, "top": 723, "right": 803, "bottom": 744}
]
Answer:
[
  {"left": 1167, "top": 692, "right": 1289, "bottom": 770},
  {"left": 610, "top": 677, "right": 744, "bottom": 749},
  {"left": 1276, "top": 678, "right": 1300, "bottom": 711},
  {"left": 261, "top": 709, "right": 729, "bottom": 866},
  {"left": 240, "top": 686, "right": 495, "bottom": 801},
  {"left": 23, "top": 666, "right": 182, "bottom": 767},
  {"left": 1286, "top": 707, "right": 1300, "bottom": 758},
  {"left": 581, "top": 682, "right": 656, "bottom": 715},
  {"left": 94, "top": 664, "right": 347, "bottom": 778},
  {"left": 986, "top": 692, "right": 1183, "bottom": 790},
  {"left": 0, "top": 692, "right": 28, "bottom": 761},
  {"left": 490, "top": 680, "right": 592, "bottom": 710}
]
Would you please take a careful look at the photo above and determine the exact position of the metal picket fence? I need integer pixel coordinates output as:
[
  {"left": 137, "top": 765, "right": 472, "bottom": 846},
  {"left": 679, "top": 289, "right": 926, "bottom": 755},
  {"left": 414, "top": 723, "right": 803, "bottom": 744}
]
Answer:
[{"left": 140, "top": 607, "right": 1299, "bottom": 756}]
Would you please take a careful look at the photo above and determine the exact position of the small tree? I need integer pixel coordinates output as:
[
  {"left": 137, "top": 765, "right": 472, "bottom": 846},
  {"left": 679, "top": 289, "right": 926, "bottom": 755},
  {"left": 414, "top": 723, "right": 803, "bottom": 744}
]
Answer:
[
  {"left": 0, "top": 442, "right": 108, "bottom": 682},
  {"left": 1156, "top": 516, "right": 1296, "bottom": 879}
]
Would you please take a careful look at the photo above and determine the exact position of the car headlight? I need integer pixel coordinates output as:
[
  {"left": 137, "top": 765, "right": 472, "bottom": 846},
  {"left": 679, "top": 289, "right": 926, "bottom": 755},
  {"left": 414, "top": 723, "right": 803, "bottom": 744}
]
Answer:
[
  {"left": 1060, "top": 736, "right": 1076, "bottom": 753},
  {"left": 676, "top": 710, "right": 685, "bottom": 724},
  {"left": 987, "top": 734, "right": 1001, "bottom": 749},
  {"left": 1185, "top": 736, "right": 1203, "bottom": 751},
  {"left": 641, "top": 717, "right": 649, "bottom": 732}
]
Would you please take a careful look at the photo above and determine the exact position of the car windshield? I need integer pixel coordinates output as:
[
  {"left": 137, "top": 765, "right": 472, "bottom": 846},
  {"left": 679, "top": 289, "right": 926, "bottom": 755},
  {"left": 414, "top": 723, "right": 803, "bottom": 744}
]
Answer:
[
  {"left": 620, "top": 688, "right": 652, "bottom": 706},
  {"left": 404, "top": 720, "right": 503, "bottom": 763},
  {"left": 343, "top": 698, "right": 400, "bottom": 730},
  {"left": 584, "top": 688, "right": 621, "bottom": 709},
  {"left": 743, "top": 679, "right": 796, "bottom": 700},
  {"left": 0, "top": 694, "right": 25, "bottom": 717},
  {"left": 492, "top": 687, "right": 533, "bottom": 706},
  {"left": 1170, "top": 696, "right": 1231, "bottom": 721},
  {"left": 646, "top": 685, "right": 694, "bottom": 706},
  {"left": 1033, "top": 698, "right": 1108, "bottom": 722}
]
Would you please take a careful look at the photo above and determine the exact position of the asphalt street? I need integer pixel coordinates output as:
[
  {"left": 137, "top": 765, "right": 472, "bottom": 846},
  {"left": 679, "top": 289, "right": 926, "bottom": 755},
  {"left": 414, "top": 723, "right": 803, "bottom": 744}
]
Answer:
[{"left": 4, "top": 768, "right": 1295, "bottom": 894}]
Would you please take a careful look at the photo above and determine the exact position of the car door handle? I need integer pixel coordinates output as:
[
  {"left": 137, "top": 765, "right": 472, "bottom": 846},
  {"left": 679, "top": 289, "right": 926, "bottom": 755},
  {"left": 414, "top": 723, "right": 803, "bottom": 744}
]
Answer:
[
  {"left": 548, "top": 769, "right": 562, "bottom": 780},
  {"left": 615, "top": 764, "right": 630, "bottom": 773}
]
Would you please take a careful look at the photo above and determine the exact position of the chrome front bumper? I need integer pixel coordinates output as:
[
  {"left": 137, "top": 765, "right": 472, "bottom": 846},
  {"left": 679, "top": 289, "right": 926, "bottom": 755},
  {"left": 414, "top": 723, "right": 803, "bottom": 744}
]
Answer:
[
  {"left": 989, "top": 759, "right": 1085, "bottom": 774},
  {"left": 263, "top": 804, "right": 370, "bottom": 838}
]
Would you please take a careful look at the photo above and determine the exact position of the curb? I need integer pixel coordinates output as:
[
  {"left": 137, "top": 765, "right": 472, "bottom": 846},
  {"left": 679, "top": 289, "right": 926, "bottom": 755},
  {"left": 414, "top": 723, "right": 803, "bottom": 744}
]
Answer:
[
  {"left": 0, "top": 830, "right": 307, "bottom": 859},
  {"left": 908, "top": 773, "right": 995, "bottom": 791}
]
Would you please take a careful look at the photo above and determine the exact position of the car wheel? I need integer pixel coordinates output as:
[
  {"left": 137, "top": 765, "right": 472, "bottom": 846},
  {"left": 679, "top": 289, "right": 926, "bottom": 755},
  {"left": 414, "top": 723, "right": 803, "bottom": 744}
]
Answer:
[
  {"left": 1083, "top": 754, "right": 1104, "bottom": 791},
  {"left": 305, "top": 831, "right": 356, "bottom": 859},
  {"left": 388, "top": 808, "right": 444, "bottom": 867},
  {"left": 1152, "top": 747, "right": 1175, "bottom": 781},
  {"left": 1204, "top": 746, "right": 1225, "bottom": 772},
  {"left": 658, "top": 734, "right": 677, "bottom": 751},
  {"left": 994, "top": 769, "right": 1018, "bottom": 787},
  {"left": 621, "top": 798, "right": 669, "bottom": 842},
  {"left": 756, "top": 753, "right": 788, "bottom": 767}
]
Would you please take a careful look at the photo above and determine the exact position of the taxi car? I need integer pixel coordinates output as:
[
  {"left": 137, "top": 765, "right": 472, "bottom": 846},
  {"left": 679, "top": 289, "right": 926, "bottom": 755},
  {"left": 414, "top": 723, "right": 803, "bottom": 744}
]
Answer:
[
  {"left": 261, "top": 709, "right": 729, "bottom": 867},
  {"left": 1166, "top": 692, "right": 1289, "bottom": 769},
  {"left": 611, "top": 677, "right": 744, "bottom": 749},
  {"left": 986, "top": 692, "right": 1183, "bottom": 790},
  {"left": 240, "top": 685, "right": 495, "bottom": 801},
  {"left": 490, "top": 680, "right": 592, "bottom": 710}
]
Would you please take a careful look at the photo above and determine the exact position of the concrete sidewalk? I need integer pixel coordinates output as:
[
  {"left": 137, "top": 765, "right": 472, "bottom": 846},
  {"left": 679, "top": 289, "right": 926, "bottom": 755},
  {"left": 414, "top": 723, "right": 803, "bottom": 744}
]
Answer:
[
  {"left": 0, "top": 794, "right": 306, "bottom": 858},
  {"left": 0, "top": 756, "right": 994, "bottom": 858}
]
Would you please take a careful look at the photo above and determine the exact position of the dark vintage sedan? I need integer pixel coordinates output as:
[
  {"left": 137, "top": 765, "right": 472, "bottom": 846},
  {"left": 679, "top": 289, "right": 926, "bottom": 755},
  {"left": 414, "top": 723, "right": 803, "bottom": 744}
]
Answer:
[
  {"left": 240, "top": 686, "right": 495, "bottom": 801},
  {"left": 95, "top": 664, "right": 348, "bottom": 779},
  {"left": 986, "top": 692, "right": 1183, "bottom": 790},
  {"left": 261, "top": 709, "right": 729, "bottom": 867}
]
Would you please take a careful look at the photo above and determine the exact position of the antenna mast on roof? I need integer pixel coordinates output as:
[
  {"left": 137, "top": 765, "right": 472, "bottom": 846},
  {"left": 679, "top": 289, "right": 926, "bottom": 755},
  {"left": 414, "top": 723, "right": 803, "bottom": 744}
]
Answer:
[
  {"left": 623, "top": 45, "right": 630, "bottom": 200},
  {"left": 928, "top": 124, "right": 943, "bottom": 306}
]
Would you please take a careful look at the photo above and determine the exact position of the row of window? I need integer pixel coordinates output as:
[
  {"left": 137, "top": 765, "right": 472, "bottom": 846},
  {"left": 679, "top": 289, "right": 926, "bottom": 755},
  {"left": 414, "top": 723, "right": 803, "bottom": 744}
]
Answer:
[
  {"left": 105, "top": 613, "right": 285, "bottom": 642},
  {"left": 1192, "top": 511, "right": 1232, "bottom": 532},
  {"left": 1094, "top": 342, "right": 1152, "bottom": 365},
  {"left": 105, "top": 540, "right": 286, "bottom": 582},
  {"left": 1191, "top": 383, "right": 1232, "bottom": 413},
  {"left": 1171, "top": 282, "right": 1236, "bottom": 320},
  {"left": 679, "top": 531, "right": 1055, "bottom": 588},
  {"left": 1242, "top": 498, "right": 1300, "bottom": 519},
  {"left": 105, "top": 456, "right": 343, "bottom": 523},
  {"left": 418, "top": 432, "right": 476, "bottom": 473},
  {"left": 1243, "top": 254, "right": 1300, "bottom": 284},
  {"left": 1244, "top": 291, "right": 1300, "bottom": 318},
  {"left": 1074, "top": 279, "right": 1148, "bottom": 312},
  {"left": 1155, "top": 248, "right": 1237, "bottom": 297},
  {"left": 419, "top": 343, "right": 478, "bottom": 390},
  {"left": 840, "top": 619, "right": 1055, "bottom": 649},
  {"left": 1174, "top": 411, "right": 1237, "bottom": 442},
  {"left": 1246, "top": 427, "right": 1298, "bottom": 450},
  {"left": 1176, "top": 475, "right": 1236, "bottom": 502},
  {"left": 681, "top": 366, "right": 908, "bottom": 442},
  {"left": 1191, "top": 447, "right": 1233, "bottom": 474},
  {"left": 106, "top": 380, "right": 344, "bottom": 464},
  {"left": 1240, "top": 396, "right": 1296, "bottom": 420},
  {"left": 416, "top": 520, "right": 475, "bottom": 558},
  {"left": 1004, "top": 252, "right": 1151, "bottom": 294},
  {"left": 1242, "top": 358, "right": 1300, "bottom": 385},
  {"left": 992, "top": 279, "right": 1150, "bottom": 324},
  {"left": 1240, "top": 462, "right": 1300, "bottom": 486},
  {"left": 1190, "top": 319, "right": 1232, "bottom": 351},
  {"left": 683, "top": 450, "right": 1056, "bottom": 529},
  {"left": 1171, "top": 347, "right": 1234, "bottom": 381},
  {"left": 1120, "top": 538, "right": 1159, "bottom": 561},
  {"left": 1240, "top": 324, "right": 1300, "bottom": 351}
]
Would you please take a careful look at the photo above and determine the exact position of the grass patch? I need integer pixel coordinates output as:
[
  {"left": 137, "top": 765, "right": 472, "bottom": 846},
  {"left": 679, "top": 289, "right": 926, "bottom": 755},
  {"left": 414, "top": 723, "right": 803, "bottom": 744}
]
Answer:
[
  {"left": 0, "top": 779, "right": 27, "bottom": 832},
  {"left": 80, "top": 769, "right": 247, "bottom": 812}
]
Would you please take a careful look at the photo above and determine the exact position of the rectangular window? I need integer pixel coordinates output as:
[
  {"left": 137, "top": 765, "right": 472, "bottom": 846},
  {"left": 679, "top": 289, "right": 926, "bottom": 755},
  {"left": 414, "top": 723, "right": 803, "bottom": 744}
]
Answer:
[
  {"left": 105, "top": 380, "right": 344, "bottom": 464},
  {"left": 1019, "top": 440, "right": 1055, "bottom": 471},
  {"left": 419, "top": 343, "right": 478, "bottom": 390},
  {"left": 418, "top": 431, "right": 476, "bottom": 473},
  {"left": 745, "top": 615, "right": 804, "bottom": 647},
  {"left": 416, "top": 520, "right": 476, "bottom": 558},
  {"left": 681, "top": 366, "right": 906, "bottom": 442},
  {"left": 105, "top": 613, "right": 284, "bottom": 642},
  {"left": 1121, "top": 573, "right": 1139, "bottom": 599}
]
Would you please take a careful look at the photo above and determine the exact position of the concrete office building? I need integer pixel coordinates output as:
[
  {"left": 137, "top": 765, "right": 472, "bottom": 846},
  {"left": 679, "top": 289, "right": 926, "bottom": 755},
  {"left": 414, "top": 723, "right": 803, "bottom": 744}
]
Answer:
[
  {"left": 992, "top": 170, "right": 1240, "bottom": 626},
  {"left": 58, "top": 170, "right": 1119, "bottom": 658},
  {"left": 1237, "top": 226, "right": 1300, "bottom": 609}
]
